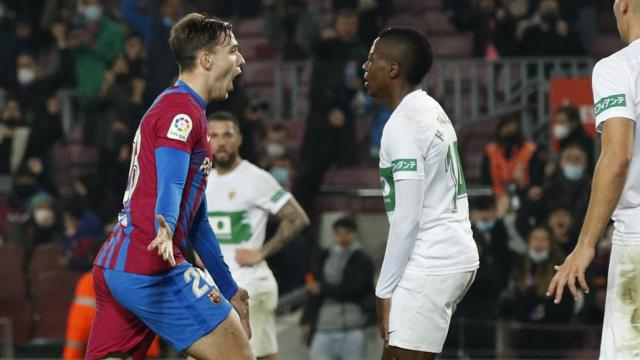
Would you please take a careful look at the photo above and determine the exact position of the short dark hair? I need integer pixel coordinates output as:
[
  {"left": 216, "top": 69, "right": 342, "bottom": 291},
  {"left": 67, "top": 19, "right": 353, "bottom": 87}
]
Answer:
[
  {"left": 169, "top": 13, "right": 233, "bottom": 72},
  {"left": 556, "top": 105, "right": 580, "bottom": 126},
  {"left": 208, "top": 111, "right": 241, "bottom": 132},
  {"left": 378, "top": 27, "right": 433, "bottom": 85},
  {"left": 333, "top": 216, "right": 358, "bottom": 232}
]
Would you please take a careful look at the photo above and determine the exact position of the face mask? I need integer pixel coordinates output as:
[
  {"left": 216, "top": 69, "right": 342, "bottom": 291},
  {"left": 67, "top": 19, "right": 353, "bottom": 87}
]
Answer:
[
  {"left": 162, "top": 16, "right": 175, "bottom": 27},
  {"left": 270, "top": 166, "right": 290, "bottom": 187},
  {"left": 266, "top": 143, "right": 285, "bottom": 158},
  {"left": 17, "top": 68, "right": 36, "bottom": 85},
  {"left": 553, "top": 124, "right": 570, "bottom": 140},
  {"left": 84, "top": 5, "right": 102, "bottom": 21},
  {"left": 562, "top": 164, "right": 584, "bottom": 181},
  {"left": 34, "top": 208, "right": 54, "bottom": 227},
  {"left": 474, "top": 219, "right": 496, "bottom": 232},
  {"left": 528, "top": 249, "right": 550, "bottom": 263},
  {"left": 499, "top": 133, "right": 519, "bottom": 146}
]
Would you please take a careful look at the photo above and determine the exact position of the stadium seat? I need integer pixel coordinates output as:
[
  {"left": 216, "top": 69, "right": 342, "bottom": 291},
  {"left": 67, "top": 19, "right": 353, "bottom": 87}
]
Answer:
[
  {"left": 0, "top": 298, "right": 33, "bottom": 346},
  {"left": 241, "top": 61, "right": 276, "bottom": 87},
  {"left": 323, "top": 167, "right": 381, "bottom": 188},
  {"left": 424, "top": 12, "right": 458, "bottom": 35},
  {"left": 236, "top": 18, "right": 265, "bottom": 38},
  {"left": 30, "top": 272, "right": 81, "bottom": 342},
  {"left": 589, "top": 34, "right": 626, "bottom": 60},
  {"left": 430, "top": 33, "right": 474, "bottom": 58},
  {"left": 28, "top": 243, "right": 65, "bottom": 281},
  {"left": 0, "top": 246, "right": 27, "bottom": 299}
]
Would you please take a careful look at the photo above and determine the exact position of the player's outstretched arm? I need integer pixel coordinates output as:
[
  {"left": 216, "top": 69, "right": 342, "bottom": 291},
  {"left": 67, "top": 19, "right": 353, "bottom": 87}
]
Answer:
[
  {"left": 375, "top": 178, "right": 424, "bottom": 342},
  {"left": 547, "top": 118, "right": 634, "bottom": 303},
  {"left": 235, "top": 197, "right": 310, "bottom": 266},
  {"left": 189, "top": 197, "right": 239, "bottom": 299},
  {"left": 147, "top": 147, "right": 190, "bottom": 266}
]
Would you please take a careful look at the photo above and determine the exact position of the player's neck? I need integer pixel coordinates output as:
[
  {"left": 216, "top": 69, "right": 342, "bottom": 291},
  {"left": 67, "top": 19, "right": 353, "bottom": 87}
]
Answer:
[
  {"left": 216, "top": 157, "right": 242, "bottom": 175},
  {"left": 177, "top": 73, "right": 211, "bottom": 103},
  {"left": 387, "top": 84, "right": 421, "bottom": 110},
  {"left": 626, "top": 26, "right": 640, "bottom": 44}
]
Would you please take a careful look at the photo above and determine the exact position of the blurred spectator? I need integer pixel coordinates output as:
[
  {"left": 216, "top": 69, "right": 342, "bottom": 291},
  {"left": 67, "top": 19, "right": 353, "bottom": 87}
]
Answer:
[
  {"left": 240, "top": 101, "right": 268, "bottom": 164},
  {"left": 25, "top": 96, "right": 64, "bottom": 166},
  {"left": 59, "top": 195, "right": 102, "bottom": 272},
  {"left": 7, "top": 22, "right": 75, "bottom": 122},
  {"left": 515, "top": 0, "right": 585, "bottom": 56},
  {"left": 261, "top": 123, "right": 290, "bottom": 168},
  {"left": 518, "top": 144, "right": 592, "bottom": 235},
  {"left": 332, "top": 0, "right": 394, "bottom": 47},
  {"left": 264, "top": 0, "right": 321, "bottom": 60},
  {"left": 0, "top": 5, "right": 34, "bottom": 86},
  {"left": 296, "top": 9, "right": 366, "bottom": 214},
  {"left": 96, "top": 120, "right": 132, "bottom": 217},
  {"left": 546, "top": 205, "right": 576, "bottom": 256},
  {"left": 458, "top": 196, "right": 512, "bottom": 320},
  {"left": 300, "top": 217, "right": 374, "bottom": 360},
  {"left": 71, "top": 0, "right": 125, "bottom": 99},
  {"left": 89, "top": 53, "right": 145, "bottom": 145},
  {"left": 500, "top": 226, "right": 575, "bottom": 355},
  {"left": 451, "top": 0, "right": 518, "bottom": 59},
  {"left": 0, "top": 99, "right": 31, "bottom": 175},
  {"left": 268, "top": 154, "right": 294, "bottom": 191},
  {"left": 553, "top": 104, "right": 595, "bottom": 173},
  {"left": 8, "top": 191, "right": 63, "bottom": 250},
  {"left": 481, "top": 115, "right": 544, "bottom": 215},
  {"left": 120, "top": 0, "right": 182, "bottom": 100},
  {"left": 501, "top": 226, "right": 574, "bottom": 323}
]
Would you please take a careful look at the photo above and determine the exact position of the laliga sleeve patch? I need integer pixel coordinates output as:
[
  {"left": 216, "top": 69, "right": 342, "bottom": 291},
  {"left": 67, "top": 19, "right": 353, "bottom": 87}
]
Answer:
[{"left": 167, "top": 114, "right": 193, "bottom": 142}]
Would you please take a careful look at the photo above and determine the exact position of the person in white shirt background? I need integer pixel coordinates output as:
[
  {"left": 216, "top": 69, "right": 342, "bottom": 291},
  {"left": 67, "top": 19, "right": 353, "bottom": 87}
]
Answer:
[
  {"left": 547, "top": 0, "right": 640, "bottom": 358},
  {"left": 362, "top": 27, "right": 479, "bottom": 360},
  {"left": 201, "top": 111, "right": 310, "bottom": 360}
]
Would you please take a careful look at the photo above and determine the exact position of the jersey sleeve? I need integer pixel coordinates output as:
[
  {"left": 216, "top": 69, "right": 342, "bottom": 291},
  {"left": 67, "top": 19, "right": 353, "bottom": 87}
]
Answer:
[
  {"left": 154, "top": 102, "right": 201, "bottom": 153},
  {"left": 383, "top": 115, "right": 428, "bottom": 182},
  {"left": 252, "top": 170, "right": 292, "bottom": 215},
  {"left": 592, "top": 57, "right": 637, "bottom": 132}
]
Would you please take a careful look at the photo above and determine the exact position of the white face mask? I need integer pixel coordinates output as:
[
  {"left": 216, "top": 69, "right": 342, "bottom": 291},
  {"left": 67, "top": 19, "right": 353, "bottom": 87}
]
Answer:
[
  {"left": 34, "top": 208, "right": 54, "bottom": 227},
  {"left": 528, "top": 249, "right": 550, "bottom": 264},
  {"left": 17, "top": 68, "right": 36, "bottom": 85},
  {"left": 84, "top": 4, "right": 103, "bottom": 21},
  {"left": 266, "top": 143, "right": 285, "bottom": 158},
  {"left": 553, "top": 124, "right": 570, "bottom": 140}
]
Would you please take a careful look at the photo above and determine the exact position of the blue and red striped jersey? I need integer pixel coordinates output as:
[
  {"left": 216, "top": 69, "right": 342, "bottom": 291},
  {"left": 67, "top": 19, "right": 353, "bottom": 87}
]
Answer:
[{"left": 95, "top": 81, "right": 213, "bottom": 275}]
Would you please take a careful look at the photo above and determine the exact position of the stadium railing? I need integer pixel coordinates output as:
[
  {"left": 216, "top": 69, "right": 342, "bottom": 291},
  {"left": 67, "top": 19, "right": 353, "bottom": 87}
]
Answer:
[
  {"left": 0, "top": 317, "right": 12, "bottom": 359},
  {"left": 273, "top": 57, "right": 594, "bottom": 132}
]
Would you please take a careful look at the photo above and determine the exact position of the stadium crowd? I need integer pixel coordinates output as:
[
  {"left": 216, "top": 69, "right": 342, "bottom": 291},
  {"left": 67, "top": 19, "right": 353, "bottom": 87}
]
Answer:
[{"left": 0, "top": 0, "right": 617, "bottom": 358}]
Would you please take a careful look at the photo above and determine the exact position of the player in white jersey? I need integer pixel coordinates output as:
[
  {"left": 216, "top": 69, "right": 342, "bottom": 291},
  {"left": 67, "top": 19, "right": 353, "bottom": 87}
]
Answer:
[
  {"left": 547, "top": 1, "right": 640, "bottom": 358},
  {"left": 203, "top": 111, "right": 309, "bottom": 360},
  {"left": 362, "top": 27, "right": 479, "bottom": 359}
]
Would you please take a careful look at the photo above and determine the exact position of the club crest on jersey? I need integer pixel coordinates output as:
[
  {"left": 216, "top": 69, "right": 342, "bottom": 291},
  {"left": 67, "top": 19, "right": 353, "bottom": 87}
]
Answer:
[
  {"left": 167, "top": 114, "right": 193, "bottom": 142},
  {"left": 209, "top": 288, "right": 222, "bottom": 304},
  {"left": 199, "top": 157, "right": 213, "bottom": 174}
]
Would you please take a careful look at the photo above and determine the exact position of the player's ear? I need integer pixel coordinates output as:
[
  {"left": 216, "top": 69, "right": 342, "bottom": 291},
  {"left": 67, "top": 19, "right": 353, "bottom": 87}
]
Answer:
[
  {"left": 389, "top": 62, "right": 400, "bottom": 79},
  {"left": 199, "top": 51, "right": 213, "bottom": 71},
  {"left": 237, "top": 133, "right": 243, "bottom": 147}
]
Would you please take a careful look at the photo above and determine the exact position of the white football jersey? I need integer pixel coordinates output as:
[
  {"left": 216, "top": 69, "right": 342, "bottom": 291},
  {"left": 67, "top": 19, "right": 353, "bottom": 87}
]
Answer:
[
  {"left": 379, "top": 90, "right": 479, "bottom": 275},
  {"left": 205, "top": 160, "right": 291, "bottom": 282},
  {"left": 592, "top": 38, "right": 640, "bottom": 245}
]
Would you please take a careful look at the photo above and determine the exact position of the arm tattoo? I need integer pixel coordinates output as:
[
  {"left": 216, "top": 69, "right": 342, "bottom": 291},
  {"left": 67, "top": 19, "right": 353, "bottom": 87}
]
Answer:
[{"left": 262, "top": 198, "right": 310, "bottom": 258}]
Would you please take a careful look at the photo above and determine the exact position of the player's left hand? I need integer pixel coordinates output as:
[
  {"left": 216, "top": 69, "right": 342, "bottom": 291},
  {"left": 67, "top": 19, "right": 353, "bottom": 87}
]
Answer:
[
  {"left": 235, "top": 248, "right": 263, "bottom": 266},
  {"left": 547, "top": 245, "right": 595, "bottom": 304},
  {"left": 230, "top": 287, "right": 252, "bottom": 339},
  {"left": 375, "top": 297, "right": 391, "bottom": 345},
  {"left": 147, "top": 214, "right": 176, "bottom": 267}
]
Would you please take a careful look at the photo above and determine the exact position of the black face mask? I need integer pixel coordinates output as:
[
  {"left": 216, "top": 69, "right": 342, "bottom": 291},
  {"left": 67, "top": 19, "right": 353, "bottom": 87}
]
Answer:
[
  {"left": 541, "top": 12, "right": 558, "bottom": 25},
  {"left": 499, "top": 133, "right": 520, "bottom": 146}
]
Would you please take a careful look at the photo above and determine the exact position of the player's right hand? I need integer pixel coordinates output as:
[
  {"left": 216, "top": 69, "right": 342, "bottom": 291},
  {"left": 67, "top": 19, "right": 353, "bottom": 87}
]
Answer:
[
  {"left": 231, "top": 287, "right": 252, "bottom": 339},
  {"left": 547, "top": 245, "right": 595, "bottom": 304},
  {"left": 147, "top": 214, "right": 176, "bottom": 267}
]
